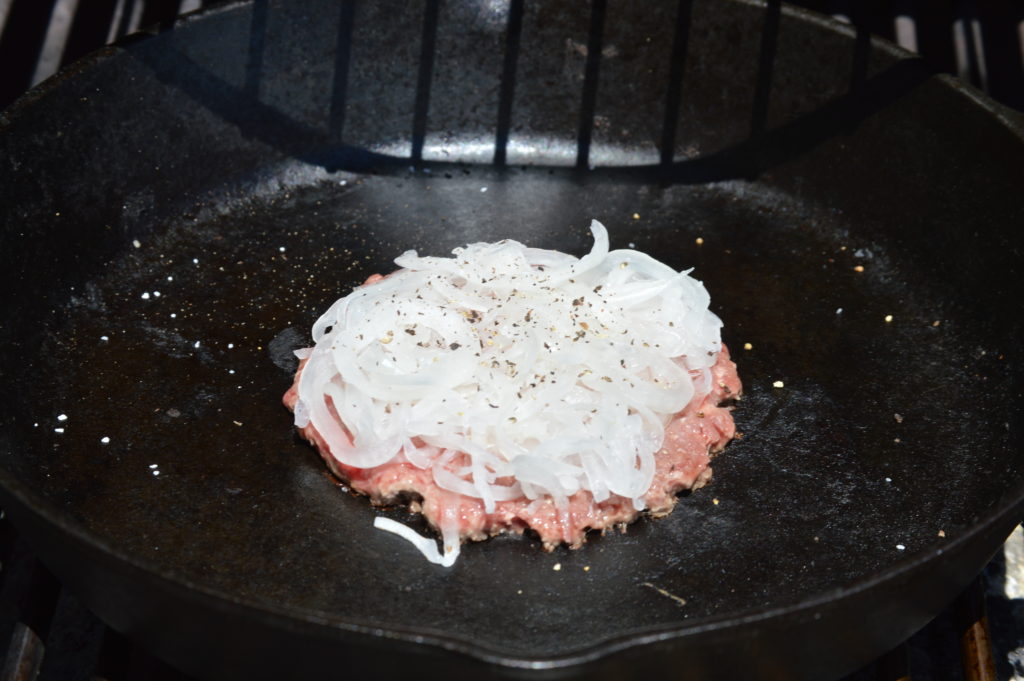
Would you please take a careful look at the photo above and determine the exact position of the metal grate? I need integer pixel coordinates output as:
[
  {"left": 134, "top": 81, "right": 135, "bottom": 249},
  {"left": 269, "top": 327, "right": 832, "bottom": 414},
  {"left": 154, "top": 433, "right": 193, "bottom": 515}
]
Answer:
[
  {"left": 0, "top": 511, "right": 193, "bottom": 681},
  {"left": 1, "top": 0, "right": 1022, "bottom": 113}
]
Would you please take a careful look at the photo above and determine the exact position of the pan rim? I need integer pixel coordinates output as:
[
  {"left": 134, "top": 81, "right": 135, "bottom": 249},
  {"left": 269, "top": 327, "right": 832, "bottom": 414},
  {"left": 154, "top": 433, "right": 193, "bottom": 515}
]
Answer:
[
  {"left": 3, "top": 463, "right": 1023, "bottom": 669},
  {"left": 2, "top": 0, "right": 1024, "bottom": 670}
]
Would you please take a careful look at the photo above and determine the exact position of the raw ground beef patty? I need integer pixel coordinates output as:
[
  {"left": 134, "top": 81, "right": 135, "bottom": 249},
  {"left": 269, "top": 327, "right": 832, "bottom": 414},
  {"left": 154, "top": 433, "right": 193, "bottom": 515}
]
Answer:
[{"left": 282, "top": 345, "right": 741, "bottom": 550}]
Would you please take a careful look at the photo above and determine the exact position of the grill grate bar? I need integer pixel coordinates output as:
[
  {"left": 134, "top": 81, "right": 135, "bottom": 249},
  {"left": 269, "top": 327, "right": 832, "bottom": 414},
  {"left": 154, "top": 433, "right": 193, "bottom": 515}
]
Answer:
[
  {"left": 659, "top": 0, "right": 695, "bottom": 167},
  {"left": 410, "top": 0, "right": 440, "bottom": 165},
  {"left": 574, "top": 0, "right": 607, "bottom": 169},
  {"left": 493, "top": 0, "right": 524, "bottom": 167}
]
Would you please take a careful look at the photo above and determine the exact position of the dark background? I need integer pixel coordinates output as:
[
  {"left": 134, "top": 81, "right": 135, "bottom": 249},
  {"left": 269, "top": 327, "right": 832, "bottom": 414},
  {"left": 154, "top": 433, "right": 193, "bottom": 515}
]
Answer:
[{"left": 0, "top": 1, "right": 1022, "bottom": 680}]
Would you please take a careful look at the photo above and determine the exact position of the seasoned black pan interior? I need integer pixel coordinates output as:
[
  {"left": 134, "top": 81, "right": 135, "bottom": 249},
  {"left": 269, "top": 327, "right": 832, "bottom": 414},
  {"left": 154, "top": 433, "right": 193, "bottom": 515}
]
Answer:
[
  {"left": 1, "top": 0, "right": 1023, "bottom": 676},
  {"left": 17, "top": 169, "right": 1015, "bottom": 656}
]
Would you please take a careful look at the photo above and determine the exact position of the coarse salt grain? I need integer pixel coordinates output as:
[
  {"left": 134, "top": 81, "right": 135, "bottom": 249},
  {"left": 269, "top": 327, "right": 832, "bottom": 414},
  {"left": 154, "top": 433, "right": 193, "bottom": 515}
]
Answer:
[
  {"left": 552, "top": 563, "right": 562, "bottom": 571},
  {"left": 884, "top": 314, "right": 893, "bottom": 323},
  {"left": 54, "top": 428, "right": 64, "bottom": 434},
  {"left": 100, "top": 437, "right": 110, "bottom": 444},
  {"left": 57, "top": 414, "right": 68, "bottom": 421},
  {"left": 743, "top": 342, "right": 752, "bottom": 350},
  {"left": 772, "top": 380, "right": 784, "bottom": 388},
  {"left": 896, "top": 544, "right": 906, "bottom": 550},
  {"left": 141, "top": 292, "right": 150, "bottom": 300},
  {"left": 100, "top": 335, "right": 109, "bottom": 342},
  {"left": 132, "top": 240, "right": 141, "bottom": 248}
]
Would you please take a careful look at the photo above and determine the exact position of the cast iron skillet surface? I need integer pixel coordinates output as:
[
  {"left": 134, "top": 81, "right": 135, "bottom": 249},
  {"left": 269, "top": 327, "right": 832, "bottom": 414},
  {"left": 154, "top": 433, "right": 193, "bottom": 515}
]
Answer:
[{"left": 1, "top": 0, "right": 1023, "bottom": 679}]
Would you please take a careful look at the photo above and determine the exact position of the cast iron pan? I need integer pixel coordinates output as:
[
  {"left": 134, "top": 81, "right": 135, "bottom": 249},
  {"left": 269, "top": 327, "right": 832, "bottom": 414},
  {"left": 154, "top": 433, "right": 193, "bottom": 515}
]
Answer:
[{"left": 1, "top": 1, "right": 1023, "bottom": 679}]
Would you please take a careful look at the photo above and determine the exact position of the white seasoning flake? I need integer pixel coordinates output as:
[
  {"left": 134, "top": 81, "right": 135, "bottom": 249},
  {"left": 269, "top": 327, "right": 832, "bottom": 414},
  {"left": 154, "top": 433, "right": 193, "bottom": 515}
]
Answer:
[
  {"left": 836, "top": 308, "right": 843, "bottom": 314},
  {"left": 480, "top": 187, "right": 488, "bottom": 193},
  {"left": 743, "top": 342, "right": 753, "bottom": 351},
  {"left": 228, "top": 369, "right": 235, "bottom": 374},
  {"left": 193, "top": 341, "right": 201, "bottom": 348},
  {"left": 894, "top": 413, "right": 903, "bottom": 423},
  {"left": 712, "top": 498, "right": 720, "bottom": 505},
  {"left": 772, "top": 380, "right": 785, "bottom": 389},
  {"left": 100, "top": 335, "right": 109, "bottom": 342},
  {"left": 152, "top": 470, "right": 160, "bottom": 476},
  {"left": 132, "top": 239, "right": 141, "bottom": 248},
  {"left": 170, "top": 313, "right": 176, "bottom": 319},
  {"left": 896, "top": 544, "right": 906, "bottom": 551},
  {"left": 193, "top": 258, "right": 199, "bottom": 264},
  {"left": 552, "top": 563, "right": 562, "bottom": 571},
  {"left": 885, "top": 477, "right": 892, "bottom": 482},
  {"left": 278, "top": 247, "right": 286, "bottom": 252},
  {"left": 57, "top": 414, "right": 68, "bottom": 421},
  {"left": 884, "top": 314, "right": 893, "bottom": 323},
  {"left": 54, "top": 428, "right": 65, "bottom": 434},
  {"left": 100, "top": 436, "right": 110, "bottom": 444},
  {"left": 632, "top": 213, "right": 640, "bottom": 220},
  {"left": 628, "top": 242, "right": 636, "bottom": 248},
  {"left": 149, "top": 464, "right": 158, "bottom": 469},
  {"left": 167, "top": 276, "right": 174, "bottom": 281},
  {"left": 695, "top": 237, "right": 704, "bottom": 245},
  {"left": 227, "top": 343, "right": 235, "bottom": 349},
  {"left": 141, "top": 292, "right": 151, "bottom": 300},
  {"left": 153, "top": 291, "right": 161, "bottom": 298},
  {"left": 938, "top": 530, "right": 946, "bottom": 538}
]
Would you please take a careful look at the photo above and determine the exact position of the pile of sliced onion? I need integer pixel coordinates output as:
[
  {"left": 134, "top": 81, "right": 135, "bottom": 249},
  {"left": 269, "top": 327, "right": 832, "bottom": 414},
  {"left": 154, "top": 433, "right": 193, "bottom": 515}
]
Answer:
[{"left": 295, "top": 220, "right": 723, "bottom": 560}]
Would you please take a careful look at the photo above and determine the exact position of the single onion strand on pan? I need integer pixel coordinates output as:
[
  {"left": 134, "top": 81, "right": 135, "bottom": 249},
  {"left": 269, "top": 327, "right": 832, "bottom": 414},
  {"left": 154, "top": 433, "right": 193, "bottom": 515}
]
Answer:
[{"left": 294, "top": 220, "right": 723, "bottom": 563}]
